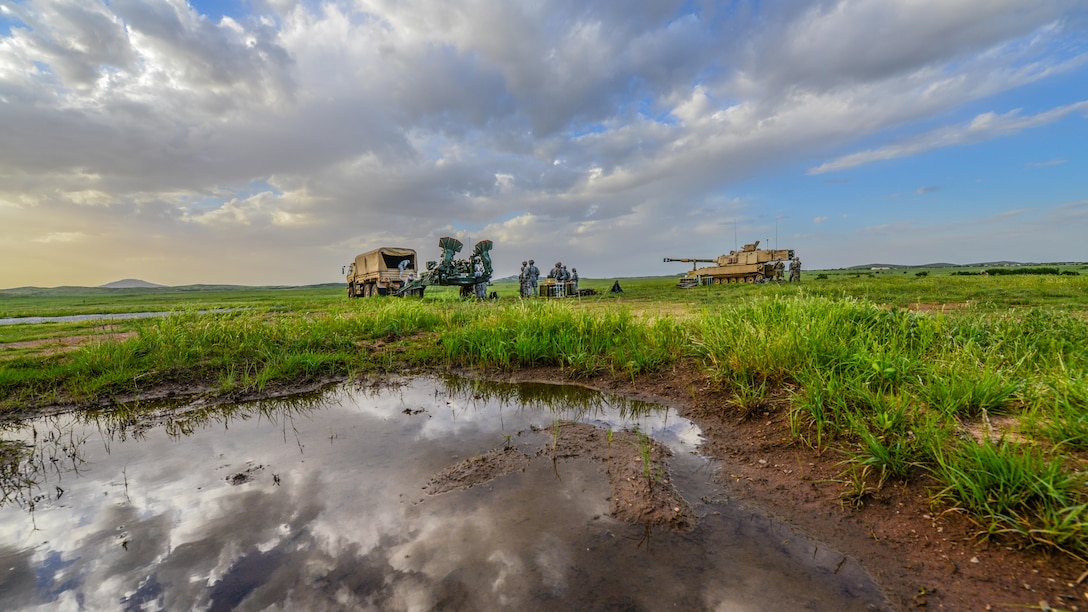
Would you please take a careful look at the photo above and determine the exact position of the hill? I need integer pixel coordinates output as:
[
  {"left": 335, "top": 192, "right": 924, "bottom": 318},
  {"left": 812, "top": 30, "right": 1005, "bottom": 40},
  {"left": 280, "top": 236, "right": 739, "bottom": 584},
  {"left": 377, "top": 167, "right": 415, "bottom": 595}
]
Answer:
[{"left": 99, "top": 279, "right": 164, "bottom": 289}]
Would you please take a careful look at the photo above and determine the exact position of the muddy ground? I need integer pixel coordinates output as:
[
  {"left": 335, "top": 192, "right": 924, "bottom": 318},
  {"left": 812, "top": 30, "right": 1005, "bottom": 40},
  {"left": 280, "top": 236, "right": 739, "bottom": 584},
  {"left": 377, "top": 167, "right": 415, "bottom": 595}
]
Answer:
[
  {"left": 424, "top": 422, "right": 695, "bottom": 531},
  {"left": 6, "top": 362, "right": 1087, "bottom": 610},
  {"left": 476, "top": 364, "right": 1088, "bottom": 612}
]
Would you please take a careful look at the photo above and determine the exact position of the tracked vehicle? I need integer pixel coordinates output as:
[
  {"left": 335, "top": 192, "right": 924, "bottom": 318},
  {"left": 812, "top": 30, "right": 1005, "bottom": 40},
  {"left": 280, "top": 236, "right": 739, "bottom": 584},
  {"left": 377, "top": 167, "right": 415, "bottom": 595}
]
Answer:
[{"left": 664, "top": 241, "right": 795, "bottom": 286}]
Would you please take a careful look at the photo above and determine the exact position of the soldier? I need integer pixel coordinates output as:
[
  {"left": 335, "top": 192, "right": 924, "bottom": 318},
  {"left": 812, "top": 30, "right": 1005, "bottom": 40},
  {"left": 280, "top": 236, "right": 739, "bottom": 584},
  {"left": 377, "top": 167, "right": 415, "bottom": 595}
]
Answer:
[
  {"left": 518, "top": 261, "right": 528, "bottom": 297},
  {"left": 571, "top": 267, "right": 579, "bottom": 290},
  {"left": 773, "top": 259, "right": 785, "bottom": 282},
  {"left": 527, "top": 259, "right": 540, "bottom": 296},
  {"left": 474, "top": 258, "right": 487, "bottom": 299},
  {"left": 789, "top": 257, "right": 802, "bottom": 282}
]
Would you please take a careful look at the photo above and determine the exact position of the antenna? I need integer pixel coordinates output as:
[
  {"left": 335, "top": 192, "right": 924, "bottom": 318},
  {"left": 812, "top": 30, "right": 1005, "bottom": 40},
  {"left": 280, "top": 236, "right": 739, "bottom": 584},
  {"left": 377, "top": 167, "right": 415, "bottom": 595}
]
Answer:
[
  {"left": 733, "top": 222, "right": 738, "bottom": 251},
  {"left": 775, "top": 218, "right": 778, "bottom": 251}
]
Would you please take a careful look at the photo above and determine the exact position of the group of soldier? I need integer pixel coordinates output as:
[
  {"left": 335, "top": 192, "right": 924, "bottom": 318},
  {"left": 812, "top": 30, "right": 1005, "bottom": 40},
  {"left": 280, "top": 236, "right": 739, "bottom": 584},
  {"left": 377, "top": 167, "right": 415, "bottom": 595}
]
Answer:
[
  {"left": 518, "top": 260, "right": 540, "bottom": 297},
  {"left": 517, "top": 259, "right": 580, "bottom": 297},
  {"left": 547, "top": 262, "right": 578, "bottom": 286},
  {"left": 770, "top": 257, "right": 802, "bottom": 282}
]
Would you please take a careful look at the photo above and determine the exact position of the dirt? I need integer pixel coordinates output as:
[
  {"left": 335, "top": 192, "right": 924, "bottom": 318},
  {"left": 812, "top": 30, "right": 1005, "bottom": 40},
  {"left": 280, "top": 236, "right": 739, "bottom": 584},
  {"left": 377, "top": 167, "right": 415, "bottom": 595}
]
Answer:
[
  {"left": 5, "top": 363, "right": 1086, "bottom": 610},
  {"left": 0, "top": 331, "right": 136, "bottom": 355},
  {"left": 425, "top": 422, "right": 694, "bottom": 531},
  {"left": 425, "top": 446, "right": 534, "bottom": 495}
]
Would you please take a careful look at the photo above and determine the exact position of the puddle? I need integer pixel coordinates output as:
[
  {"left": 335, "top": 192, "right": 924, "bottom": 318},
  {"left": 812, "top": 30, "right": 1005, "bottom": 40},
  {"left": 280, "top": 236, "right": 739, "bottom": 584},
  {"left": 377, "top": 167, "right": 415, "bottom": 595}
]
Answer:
[
  {"left": 0, "top": 377, "right": 886, "bottom": 611},
  {"left": 0, "top": 309, "right": 239, "bottom": 326}
]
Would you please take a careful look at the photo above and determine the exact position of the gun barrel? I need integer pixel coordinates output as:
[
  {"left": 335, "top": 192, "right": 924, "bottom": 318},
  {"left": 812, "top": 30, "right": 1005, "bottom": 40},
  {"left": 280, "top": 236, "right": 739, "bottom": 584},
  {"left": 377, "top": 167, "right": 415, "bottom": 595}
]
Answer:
[{"left": 663, "top": 257, "right": 716, "bottom": 263}]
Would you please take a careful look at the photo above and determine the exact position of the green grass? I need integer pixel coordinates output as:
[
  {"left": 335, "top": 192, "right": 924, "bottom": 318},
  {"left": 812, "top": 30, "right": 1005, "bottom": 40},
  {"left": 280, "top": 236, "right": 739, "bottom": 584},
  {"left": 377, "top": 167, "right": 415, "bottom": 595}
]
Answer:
[{"left": 932, "top": 438, "right": 1088, "bottom": 557}]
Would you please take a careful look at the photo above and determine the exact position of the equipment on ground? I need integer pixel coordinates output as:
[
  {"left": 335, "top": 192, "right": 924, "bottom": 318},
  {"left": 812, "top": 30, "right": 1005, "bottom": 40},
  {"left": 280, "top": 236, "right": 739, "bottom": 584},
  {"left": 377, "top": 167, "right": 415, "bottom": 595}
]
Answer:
[
  {"left": 537, "top": 278, "right": 596, "bottom": 298},
  {"left": 395, "top": 237, "right": 494, "bottom": 297},
  {"left": 664, "top": 241, "right": 795, "bottom": 286},
  {"left": 344, "top": 247, "right": 418, "bottom": 297}
]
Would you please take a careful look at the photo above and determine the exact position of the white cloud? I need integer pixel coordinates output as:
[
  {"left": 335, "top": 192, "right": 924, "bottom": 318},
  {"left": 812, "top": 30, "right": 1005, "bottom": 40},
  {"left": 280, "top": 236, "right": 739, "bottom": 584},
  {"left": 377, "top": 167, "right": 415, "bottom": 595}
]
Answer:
[
  {"left": 809, "top": 100, "right": 1088, "bottom": 174},
  {"left": 31, "top": 231, "right": 84, "bottom": 243}
]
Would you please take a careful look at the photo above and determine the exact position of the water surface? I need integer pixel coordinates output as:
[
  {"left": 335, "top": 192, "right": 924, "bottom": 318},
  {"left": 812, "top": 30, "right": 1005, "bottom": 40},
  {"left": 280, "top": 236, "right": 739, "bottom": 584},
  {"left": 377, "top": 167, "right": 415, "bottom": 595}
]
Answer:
[{"left": 0, "top": 377, "right": 885, "bottom": 610}]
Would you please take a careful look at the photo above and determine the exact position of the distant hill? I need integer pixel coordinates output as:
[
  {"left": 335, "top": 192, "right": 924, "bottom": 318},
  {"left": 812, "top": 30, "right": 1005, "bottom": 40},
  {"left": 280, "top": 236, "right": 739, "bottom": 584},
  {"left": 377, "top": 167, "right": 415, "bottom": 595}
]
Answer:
[
  {"left": 844, "top": 261, "right": 1066, "bottom": 270},
  {"left": 99, "top": 279, "right": 164, "bottom": 289},
  {"left": 847, "top": 263, "right": 958, "bottom": 270}
]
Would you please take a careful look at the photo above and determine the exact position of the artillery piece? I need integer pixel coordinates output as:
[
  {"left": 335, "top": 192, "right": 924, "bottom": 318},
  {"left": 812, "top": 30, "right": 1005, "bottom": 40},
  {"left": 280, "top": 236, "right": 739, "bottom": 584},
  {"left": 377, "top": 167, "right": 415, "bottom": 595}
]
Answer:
[
  {"left": 395, "top": 236, "right": 494, "bottom": 297},
  {"left": 665, "top": 241, "right": 795, "bottom": 286}
]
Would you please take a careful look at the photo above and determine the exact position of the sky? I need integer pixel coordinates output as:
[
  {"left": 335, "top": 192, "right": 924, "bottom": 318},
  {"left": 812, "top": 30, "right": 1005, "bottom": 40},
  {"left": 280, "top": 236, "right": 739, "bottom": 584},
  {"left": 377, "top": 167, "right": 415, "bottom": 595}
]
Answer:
[{"left": 0, "top": 0, "right": 1086, "bottom": 288}]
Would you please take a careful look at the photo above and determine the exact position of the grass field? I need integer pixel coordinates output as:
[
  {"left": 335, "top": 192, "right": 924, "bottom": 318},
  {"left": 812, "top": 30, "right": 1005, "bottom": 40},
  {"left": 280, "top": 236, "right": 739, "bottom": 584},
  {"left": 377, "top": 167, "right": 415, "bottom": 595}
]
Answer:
[{"left": 2, "top": 269, "right": 1088, "bottom": 558}]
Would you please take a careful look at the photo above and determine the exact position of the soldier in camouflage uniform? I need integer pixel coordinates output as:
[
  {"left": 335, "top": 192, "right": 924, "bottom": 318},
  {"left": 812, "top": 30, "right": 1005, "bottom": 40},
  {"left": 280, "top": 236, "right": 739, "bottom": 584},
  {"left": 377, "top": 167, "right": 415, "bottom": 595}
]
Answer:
[
  {"left": 527, "top": 259, "right": 540, "bottom": 296},
  {"left": 474, "top": 258, "right": 487, "bottom": 298}
]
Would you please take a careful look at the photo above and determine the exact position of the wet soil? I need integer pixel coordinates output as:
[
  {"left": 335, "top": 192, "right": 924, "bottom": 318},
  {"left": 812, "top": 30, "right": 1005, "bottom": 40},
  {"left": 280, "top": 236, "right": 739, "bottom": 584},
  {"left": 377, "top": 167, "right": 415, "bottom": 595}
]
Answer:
[
  {"left": 5, "top": 362, "right": 1086, "bottom": 610},
  {"left": 476, "top": 364, "right": 1088, "bottom": 611},
  {"left": 0, "top": 331, "right": 136, "bottom": 355},
  {"left": 425, "top": 422, "right": 695, "bottom": 531}
]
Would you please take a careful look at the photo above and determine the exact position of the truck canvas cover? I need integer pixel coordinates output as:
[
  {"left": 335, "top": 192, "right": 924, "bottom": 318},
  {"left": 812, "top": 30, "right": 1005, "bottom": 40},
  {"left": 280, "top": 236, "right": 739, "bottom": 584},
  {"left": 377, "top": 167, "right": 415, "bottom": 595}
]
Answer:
[{"left": 354, "top": 247, "right": 416, "bottom": 275}]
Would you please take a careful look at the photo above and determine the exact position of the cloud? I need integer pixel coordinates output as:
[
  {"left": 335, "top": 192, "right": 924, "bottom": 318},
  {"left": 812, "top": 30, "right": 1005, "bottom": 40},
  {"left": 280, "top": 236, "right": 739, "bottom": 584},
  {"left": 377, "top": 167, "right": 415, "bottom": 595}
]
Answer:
[
  {"left": 809, "top": 99, "right": 1088, "bottom": 174},
  {"left": 31, "top": 231, "right": 85, "bottom": 243},
  {"left": 915, "top": 186, "right": 942, "bottom": 194},
  {"left": 813, "top": 216, "right": 828, "bottom": 224},
  {"left": 1026, "top": 158, "right": 1067, "bottom": 167},
  {"left": 0, "top": 0, "right": 1086, "bottom": 285}
]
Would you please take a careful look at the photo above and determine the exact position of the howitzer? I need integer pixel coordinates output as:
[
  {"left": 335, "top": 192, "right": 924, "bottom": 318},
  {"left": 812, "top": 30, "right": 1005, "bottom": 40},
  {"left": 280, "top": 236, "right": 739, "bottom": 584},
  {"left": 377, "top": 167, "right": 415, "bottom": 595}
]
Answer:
[
  {"left": 395, "top": 237, "right": 494, "bottom": 296},
  {"left": 663, "top": 257, "right": 718, "bottom": 272},
  {"left": 665, "top": 241, "right": 796, "bottom": 287}
]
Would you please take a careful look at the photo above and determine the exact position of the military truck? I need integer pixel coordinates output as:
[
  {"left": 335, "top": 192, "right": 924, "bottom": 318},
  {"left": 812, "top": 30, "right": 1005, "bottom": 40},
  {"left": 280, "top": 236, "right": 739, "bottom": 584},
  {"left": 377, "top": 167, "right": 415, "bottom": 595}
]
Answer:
[
  {"left": 665, "top": 241, "right": 795, "bottom": 286},
  {"left": 344, "top": 247, "right": 418, "bottom": 297}
]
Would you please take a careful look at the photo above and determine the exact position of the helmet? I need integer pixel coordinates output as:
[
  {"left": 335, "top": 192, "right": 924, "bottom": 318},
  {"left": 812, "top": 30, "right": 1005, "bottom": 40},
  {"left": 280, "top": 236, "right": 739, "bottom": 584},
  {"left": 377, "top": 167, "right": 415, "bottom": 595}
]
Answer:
[{"left": 529, "top": 259, "right": 534, "bottom": 264}]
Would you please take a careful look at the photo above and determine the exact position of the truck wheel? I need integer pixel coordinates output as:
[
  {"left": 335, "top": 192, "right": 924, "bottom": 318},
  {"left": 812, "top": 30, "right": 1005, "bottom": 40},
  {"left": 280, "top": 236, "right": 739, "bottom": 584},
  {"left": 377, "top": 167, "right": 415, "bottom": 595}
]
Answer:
[{"left": 347, "top": 283, "right": 355, "bottom": 298}]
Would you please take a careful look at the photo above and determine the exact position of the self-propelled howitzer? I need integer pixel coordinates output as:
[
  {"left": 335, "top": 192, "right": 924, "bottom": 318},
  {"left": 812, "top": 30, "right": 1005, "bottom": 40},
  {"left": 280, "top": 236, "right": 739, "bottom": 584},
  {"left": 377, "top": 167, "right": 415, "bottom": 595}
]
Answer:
[{"left": 665, "top": 241, "right": 795, "bottom": 286}]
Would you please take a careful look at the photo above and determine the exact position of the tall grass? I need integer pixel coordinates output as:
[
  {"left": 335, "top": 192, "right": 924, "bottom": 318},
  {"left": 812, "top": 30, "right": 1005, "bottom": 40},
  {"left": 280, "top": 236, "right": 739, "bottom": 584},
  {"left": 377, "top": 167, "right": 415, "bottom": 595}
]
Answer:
[
  {"left": 4, "top": 301, "right": 453, "bottom": 401},
  {"left": 932, "top": 439, "right": 1088, "bottom": 557},
  {"left": 440, "top": 301, "right": 686, "bottom": 379}
]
